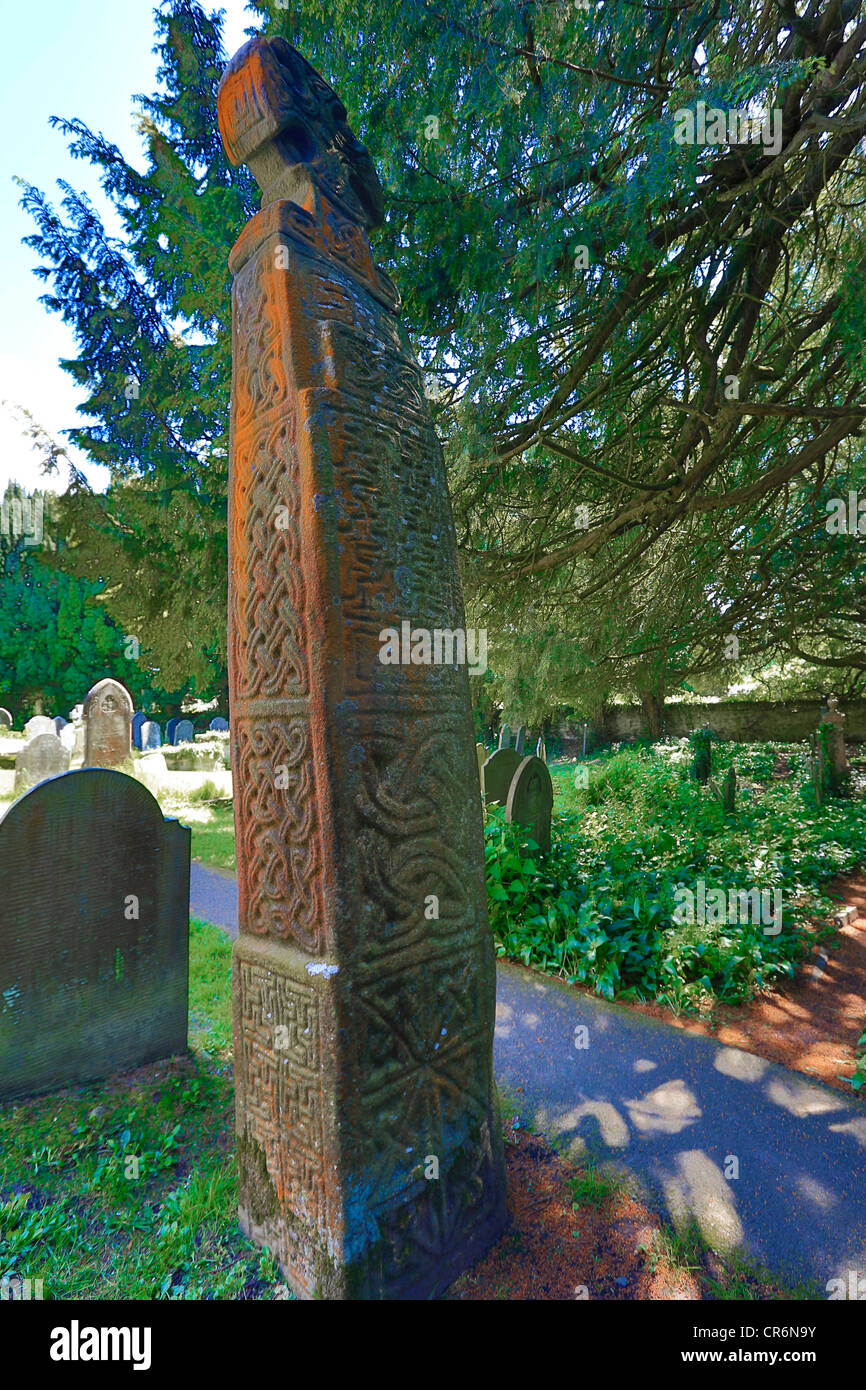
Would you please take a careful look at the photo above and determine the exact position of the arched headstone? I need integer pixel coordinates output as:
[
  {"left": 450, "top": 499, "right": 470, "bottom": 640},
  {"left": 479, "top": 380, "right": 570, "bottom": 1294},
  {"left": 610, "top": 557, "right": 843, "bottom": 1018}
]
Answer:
[
  {"left": 0, "top": 708, "right": 12, "bottom": 729},
  {"left": 53, "top": 716, "right": 68, "bottom": 736},
  {"left": 481, "top": 748, "right": 522, "bottom": 808},
  {"left": 132, "top": 711, "right": 147, "bottom": 750},
  {"left": 83, "top": 679, "right": 133, "bottom": 768},
  {"left": 514, "top": 725, "right": 525, "bottom": 756},
  {"left": 0, "top": 769, "right": 190, "bottom": 1099},
  {"left": 209, "top": 716, "right": 229, "bottom": 732},
  {"left": 175, "top": 719, "right": 194, "bottom": 744},
  {"left": 140, "top": 720, "right": 162, "bottom": 751},
  {"left": 505, "top": 755, "right": 553, "bottom": 854},
  {"left": 24, "top": 716, "right": 54, "bottom": 740},
  {"left": 13, "top": 732, "right": 70, "bottom": 796},
  {"left": 166, "top": 718, "right": 179, "bottom": 745},
  {"left": 498, "top": 723, "right": 513, "bottom": 750},
  {"left": 475, "top": 742, "right": 487, "bottom": 785}
]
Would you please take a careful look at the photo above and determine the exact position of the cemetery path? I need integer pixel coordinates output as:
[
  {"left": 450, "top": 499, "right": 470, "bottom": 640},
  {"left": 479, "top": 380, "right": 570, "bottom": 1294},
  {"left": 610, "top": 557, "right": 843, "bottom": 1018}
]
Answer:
[
  {"left": 191, "top": 860, "right": 866, "bottom": 1290},
  {"left": 190, "top": 861, "right": 240, "bottom": 936}
]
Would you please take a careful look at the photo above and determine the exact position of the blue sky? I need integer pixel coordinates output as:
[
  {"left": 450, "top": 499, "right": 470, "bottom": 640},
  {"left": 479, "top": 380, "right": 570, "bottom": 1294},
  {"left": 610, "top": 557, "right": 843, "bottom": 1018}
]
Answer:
[{"left": 0, "top": 0, "right": 261, "bottom": 496}]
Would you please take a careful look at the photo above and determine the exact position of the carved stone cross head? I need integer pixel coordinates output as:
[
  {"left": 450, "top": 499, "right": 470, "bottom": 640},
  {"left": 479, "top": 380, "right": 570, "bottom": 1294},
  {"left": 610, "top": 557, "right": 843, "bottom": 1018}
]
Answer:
[{"left": 217, "top": 34, "right": 384, "bottom": 229}]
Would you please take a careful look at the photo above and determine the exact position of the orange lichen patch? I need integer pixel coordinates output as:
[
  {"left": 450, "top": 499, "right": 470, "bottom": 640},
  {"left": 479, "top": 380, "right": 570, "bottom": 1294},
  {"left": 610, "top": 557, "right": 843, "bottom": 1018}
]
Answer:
[{"left": 632, "top": 872, "right": 866, "bottom": 1094}]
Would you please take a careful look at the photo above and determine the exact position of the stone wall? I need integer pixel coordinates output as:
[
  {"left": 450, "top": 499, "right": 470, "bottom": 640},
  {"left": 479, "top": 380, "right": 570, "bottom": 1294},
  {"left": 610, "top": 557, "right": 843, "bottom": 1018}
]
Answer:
[{"left": 550, "top": 699, "right": 866, "bottom": 752}]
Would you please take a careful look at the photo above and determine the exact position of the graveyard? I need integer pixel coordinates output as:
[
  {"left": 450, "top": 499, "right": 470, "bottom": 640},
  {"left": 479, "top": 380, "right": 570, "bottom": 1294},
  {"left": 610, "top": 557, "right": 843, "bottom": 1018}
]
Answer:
[{"left": 1, "top": 0, "right": 866, "bottom": 1333}]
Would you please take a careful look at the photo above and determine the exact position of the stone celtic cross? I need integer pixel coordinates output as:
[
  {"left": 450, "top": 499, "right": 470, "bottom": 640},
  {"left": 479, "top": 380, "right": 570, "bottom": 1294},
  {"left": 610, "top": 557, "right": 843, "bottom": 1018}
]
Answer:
[{"left": 218, "top": 35, "right": 505, "bottom": 1299}]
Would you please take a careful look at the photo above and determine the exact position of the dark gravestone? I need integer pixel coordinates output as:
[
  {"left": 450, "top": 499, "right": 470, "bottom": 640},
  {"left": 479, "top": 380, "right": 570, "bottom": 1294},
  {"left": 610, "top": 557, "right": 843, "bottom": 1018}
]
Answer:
[
  {"left": 0, "top": 769, "right": 190, "bottom": 1100},
  {"left": 0, "top": 708, "right": 12, "bottom": 729},
  {"left": 83, "top": 678, "right": 133, "bottom": 768},
  {"left": 132, "top": 711, "right": 147, "bottom": 750},
  {"left": 209, "top": 717, "right": 229, "bottom": 732},
  {"left": 497, "top": 723, "right": 513, "bottom": 751},
  {"left": 514, "top": 725, "right": 526, "bottom": 756},
  {"left": 175, "top": 719, "right": 194, "bottom": 744},
  {"left": 166, "top": 718, "right": 180, "bottom": 745},
  {"left": 505, "top": 755, "right": 553, "bottom": 854},
  {"left": 481, "top": 748, "right": 522, "bottom": 808},
  {"left": 14, "top": 732, "right": 70, "bottom": 796},
  {"left": 53, "top": 716, "right": 68, "bottom": 737},
  {"left": 141, "top": 720, "right": 162, "bottom": 750}
]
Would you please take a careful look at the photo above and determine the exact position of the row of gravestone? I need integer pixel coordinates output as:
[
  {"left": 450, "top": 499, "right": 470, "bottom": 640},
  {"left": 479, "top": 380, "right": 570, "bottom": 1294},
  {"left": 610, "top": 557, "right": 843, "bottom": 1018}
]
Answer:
[
  {"left": 475, "top": 741, "right": 554, "bottom": 853},
  {"left": 497, "top": 722, "right": 547, "bottom": 762},
  {"left": 131, "top": 713, "right": 228, "bottom": 751}
]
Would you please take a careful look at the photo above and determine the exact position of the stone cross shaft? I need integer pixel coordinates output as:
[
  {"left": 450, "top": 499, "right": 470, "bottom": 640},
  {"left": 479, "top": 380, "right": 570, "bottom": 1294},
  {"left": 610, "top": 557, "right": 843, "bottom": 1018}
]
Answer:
[{"left": 218, "top": 36, "right": 505, "bottom": 1300}]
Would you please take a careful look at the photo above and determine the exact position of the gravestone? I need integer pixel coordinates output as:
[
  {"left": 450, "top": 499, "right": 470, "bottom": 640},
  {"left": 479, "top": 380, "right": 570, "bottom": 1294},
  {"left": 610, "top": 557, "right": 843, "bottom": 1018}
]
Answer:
[
  {"left": 166, "top": 718, "right": 180, "bottom": 745},
  {"left": 0, "top": 708, "right": 11, "bottom": 729},
  {"left": 824, "top": 694, "right": 849, "bottom": 783},
  {"left": 0, "top": 770, "right": 190, "bottom": 1100},
  {"left": 209, "top": 716, "right": 229, "bottom": 732},
  {"left": 59, "top": 723, "right": 76, "bottom": 754},
  {"left": 83, "top": 678, "right": 133, "bottom": 768},
  {"left": 514, "top": 725, "right": 525, "bottom": 756},
  {"left": 481, "top": 747, "right": 522, "bottom": 808},
  {"left": 24, "top": 715, "right": 54, "bottom": 740},
  {"left": 498, "top": 723, "right": 513, "bottom": 750},
  {"left": 505, "top": 754, "right": 554, "bottom": 854},
  {"left": 14, "top": 732, "right": 69, "bottom": 796},
  {"left": 72, "top": 722, "right": 86, "bottom": 764},
  {"left": 141, "top": 720, "right": 162, "bottom": 750},
  {"left": 132, "top": 711, "right": 147, "bottom": 750},
  {"left": 535, "top": 736, "right": 546, "bottom": 762},
  {"left": 175, "top": 719, "right": 194, "bottom": 744},
  {"left": 53, "top": 716, "right": 68, "bottom": 736},
  {"left": 218, "top": 34, "right": 505, "bottom": 1301},
  {"left": 475, "top": 742, "right": 487, "bottom": 784},
  {"left": 68, "top": 704, "right": 83, "bottom": 723}
]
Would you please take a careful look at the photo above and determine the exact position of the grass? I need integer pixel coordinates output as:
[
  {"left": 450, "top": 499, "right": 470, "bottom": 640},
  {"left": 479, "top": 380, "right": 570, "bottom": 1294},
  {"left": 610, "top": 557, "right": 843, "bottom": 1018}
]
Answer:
[{"left": 0, "top": 918, "right": 290, "bottom": 1301}]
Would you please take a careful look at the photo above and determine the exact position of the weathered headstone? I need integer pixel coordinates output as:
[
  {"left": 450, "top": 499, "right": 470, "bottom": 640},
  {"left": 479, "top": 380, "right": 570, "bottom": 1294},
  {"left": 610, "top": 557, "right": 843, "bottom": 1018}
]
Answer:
[
  {"left": 166, "top": 717, "right": 180, "bottom": 745},
  {"left": 218, "top": 34, "right": 505, "bottom": 1300},
  {"left": 824, "top": 693, "right": 849, "bottom": 784},
  {"left": 0, "top": 769, "right": 190, "bottom": 1100},
  {"left": 475, "top": 742, "right": 487, "bottom": 784},
  {"left": 498, "top": 723, "right": 513, "bottom": 750},
  {"left": 0, "top": 708, "right": 11, "bottom": 729},
  {"left": 505, "top": 754, "right": 554, "bottom": 854},
  {"left": 209, "top": 716, "right": 229, "bottom": 732},
  {"left": 514, "top": 725, "right": 525, "bottom": 756},
  {"left": 132, "top": 711, "right": 147, "bottom": 750},
  {"left": 14, "top": 732, "right": 69, "bottom": 796},
  {"left": 141, "top": 720, "right": 162, "bottom": 750},
  {"left": 83, "top": 678, "right": 133, "bottom": 768},
  {"left": 175, "top": 718, "right": 194, "bottom": 744},
  {"left": 24, "top": 715, "right": 54, "bottom": 740},
  {"left": 59, "top": 723, "right": 76, "bottom": 754},
  {"left": 481, "top": 747, "right": 522, "bottom": 808}
]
